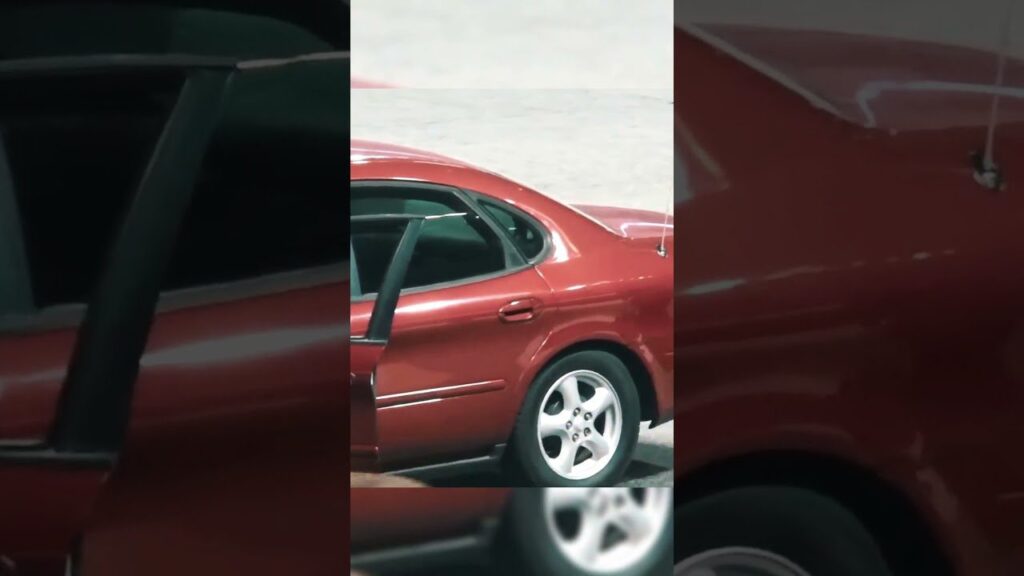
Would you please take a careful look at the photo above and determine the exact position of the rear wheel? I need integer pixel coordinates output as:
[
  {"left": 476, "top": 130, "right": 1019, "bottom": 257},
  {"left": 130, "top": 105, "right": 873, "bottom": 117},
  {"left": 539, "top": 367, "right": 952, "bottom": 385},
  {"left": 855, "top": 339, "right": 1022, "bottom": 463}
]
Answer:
[
  {"left": 674, "top": 487, "right": 894, "bottom": 576},
  {"left": 510, "top": 351, "right": 641, "bottom": 486},
  {"left": 502, "top": 487, "right": 672, "bottom": 576}
]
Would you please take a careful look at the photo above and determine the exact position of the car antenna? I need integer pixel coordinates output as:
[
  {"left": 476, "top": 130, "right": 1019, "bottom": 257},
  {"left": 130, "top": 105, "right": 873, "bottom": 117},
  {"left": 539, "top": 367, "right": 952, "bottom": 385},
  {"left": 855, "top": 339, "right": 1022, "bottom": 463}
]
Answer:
[
  {"left": 656, "top": 196, "right": 670, "bottom": 257},
  {"left": 974, "top": 0, "right": 1016, "bottom": 190}
]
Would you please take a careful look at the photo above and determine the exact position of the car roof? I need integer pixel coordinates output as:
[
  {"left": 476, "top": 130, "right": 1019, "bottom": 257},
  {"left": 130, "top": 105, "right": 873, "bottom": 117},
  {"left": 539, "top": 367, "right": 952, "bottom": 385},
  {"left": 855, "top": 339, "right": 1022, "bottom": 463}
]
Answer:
[
  {"left": 349, "top": 139, "right": 551, "bottom": 210},
  {"left": 349, "top": 139, "right": 634, "bottom": 244},
  {"left": 350, "top": 139, "right": 485, "bottom": 172}
]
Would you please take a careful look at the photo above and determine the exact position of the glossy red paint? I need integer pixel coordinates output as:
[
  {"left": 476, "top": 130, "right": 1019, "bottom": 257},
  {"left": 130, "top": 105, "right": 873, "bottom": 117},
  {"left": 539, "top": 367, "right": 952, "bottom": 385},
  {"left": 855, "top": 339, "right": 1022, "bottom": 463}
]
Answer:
[
  {"left": 350, "top": 488, "right": 510, "bottom": 552},
  {"left": 0, "top": 467, "right": 107, "bottom": 563},
  {"left": 0, "top": 280, "right": 345, "bottom": 575},
  {"left": 79, "top": 282, "right": 346, "bottom": 576},
  {"left": 676, "top": 25, "right": 1024, "bottom": 576},
  {"left": 351, "top": 341, "right": 383, "bottom": 468},
  {"left": 0, "top": 329, "right": 75, "bottom": 441},
  {"left": 350, "top": 140, "right": 674, "bottom": 471}
]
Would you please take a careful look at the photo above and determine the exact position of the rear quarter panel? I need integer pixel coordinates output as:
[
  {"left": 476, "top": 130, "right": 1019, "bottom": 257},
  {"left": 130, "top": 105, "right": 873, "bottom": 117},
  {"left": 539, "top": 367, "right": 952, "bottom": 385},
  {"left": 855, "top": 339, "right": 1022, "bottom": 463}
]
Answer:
[
  {"left": 676, "top": 26, "right": 1024, "bottom": 576},
  {"left": 532, "top": 234, "right": 675, "bottom": 422}
]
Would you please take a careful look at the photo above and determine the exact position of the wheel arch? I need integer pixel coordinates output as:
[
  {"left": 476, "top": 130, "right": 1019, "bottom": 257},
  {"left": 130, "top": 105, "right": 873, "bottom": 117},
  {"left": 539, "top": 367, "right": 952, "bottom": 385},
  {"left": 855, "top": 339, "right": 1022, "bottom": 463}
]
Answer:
[
  {"left": 525, "top": 338, "right": 660, "bottom": 423},
  {"left": 676, "top": 450, "right": 954, "bottom": 576}
]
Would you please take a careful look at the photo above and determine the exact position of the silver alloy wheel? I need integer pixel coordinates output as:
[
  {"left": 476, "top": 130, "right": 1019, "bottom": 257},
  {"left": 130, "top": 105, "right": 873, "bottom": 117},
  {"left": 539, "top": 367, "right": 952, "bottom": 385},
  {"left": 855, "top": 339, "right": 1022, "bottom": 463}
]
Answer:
[
  {"left": 544, "top": 487, "right": 671, "bottom": 574},
  {"left": 537, "top": 369, "right": 623, "bottom": 480},
  {"left": 674, "top": 547, "right": 814, "bottom": 576}
]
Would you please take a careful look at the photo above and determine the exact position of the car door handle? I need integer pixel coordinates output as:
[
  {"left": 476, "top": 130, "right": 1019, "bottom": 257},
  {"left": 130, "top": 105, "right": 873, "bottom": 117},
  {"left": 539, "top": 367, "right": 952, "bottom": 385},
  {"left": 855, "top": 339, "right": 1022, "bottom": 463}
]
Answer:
[{"left": 498, "top": 298, "right": 541, "bottom": 323}]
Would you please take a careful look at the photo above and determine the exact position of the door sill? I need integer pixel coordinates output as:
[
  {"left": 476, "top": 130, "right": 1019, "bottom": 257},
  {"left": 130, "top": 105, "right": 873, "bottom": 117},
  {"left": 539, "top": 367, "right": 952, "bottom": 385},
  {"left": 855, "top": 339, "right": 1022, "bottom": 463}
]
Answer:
[
  {"left": 388, "top": 444, "right": 506, "bottom": 482},
  {"left": 350, "top": 518, "right": 498, "bottom": 573}
]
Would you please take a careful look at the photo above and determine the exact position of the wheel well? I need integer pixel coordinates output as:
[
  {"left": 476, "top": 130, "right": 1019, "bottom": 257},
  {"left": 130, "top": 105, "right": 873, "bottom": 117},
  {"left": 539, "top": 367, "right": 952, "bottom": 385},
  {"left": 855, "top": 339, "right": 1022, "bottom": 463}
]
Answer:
[
  {"left": 537, "top": 339, "right": 659, "bottom": 422},
  {"left": 677, "top": 451, "right": 954, "bottom": 576}
]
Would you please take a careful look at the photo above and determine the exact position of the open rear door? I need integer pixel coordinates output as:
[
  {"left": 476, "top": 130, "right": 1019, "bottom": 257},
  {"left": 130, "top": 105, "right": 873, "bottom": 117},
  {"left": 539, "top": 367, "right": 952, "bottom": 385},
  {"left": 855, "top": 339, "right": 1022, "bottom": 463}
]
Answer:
[
  {"left": 350, "top": 216, "right": 422, "bottom": 470},
  {"left": 0, "top": 2, "right": 344, "bottom": 573},
  {"left": 0, "top": 59, "right": 230, "bottom": 574}
]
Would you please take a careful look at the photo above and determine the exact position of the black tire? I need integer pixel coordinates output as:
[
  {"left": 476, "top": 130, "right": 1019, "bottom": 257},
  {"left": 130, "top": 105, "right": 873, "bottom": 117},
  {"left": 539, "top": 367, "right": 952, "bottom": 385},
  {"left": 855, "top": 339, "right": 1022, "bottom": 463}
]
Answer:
[
  {"left": 675, "top": 486, "right": 894, "bottom": 576},
  {"left": 509, "top": 350, "right": 641, "bottom": 486},
  {"left": 499, "top": 488, "right": 672, "bottom": 576}
]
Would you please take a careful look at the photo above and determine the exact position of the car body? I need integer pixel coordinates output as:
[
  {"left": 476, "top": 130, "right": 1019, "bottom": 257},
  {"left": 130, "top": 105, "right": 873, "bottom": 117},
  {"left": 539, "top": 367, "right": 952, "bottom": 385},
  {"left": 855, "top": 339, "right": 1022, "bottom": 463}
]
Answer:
[
  {"left": 0, "top": 2, "right": 345, "bottom": 574},
  {"left": 349, "top": 140, "right": 673, "bottom": 485},
  {"left": 350, "top": 486, "right": 672, "bottom": 576},
  {"left": 675, "top": 13, "right": 1024, "bottom": 576}
]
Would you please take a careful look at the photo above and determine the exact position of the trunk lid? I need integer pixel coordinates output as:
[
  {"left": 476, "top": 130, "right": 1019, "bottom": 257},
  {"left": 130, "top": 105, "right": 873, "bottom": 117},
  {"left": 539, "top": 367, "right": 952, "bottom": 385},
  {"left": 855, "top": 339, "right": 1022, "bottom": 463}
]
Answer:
[{"left": 572, "top": 204, "right": 674, "bottom": 239}]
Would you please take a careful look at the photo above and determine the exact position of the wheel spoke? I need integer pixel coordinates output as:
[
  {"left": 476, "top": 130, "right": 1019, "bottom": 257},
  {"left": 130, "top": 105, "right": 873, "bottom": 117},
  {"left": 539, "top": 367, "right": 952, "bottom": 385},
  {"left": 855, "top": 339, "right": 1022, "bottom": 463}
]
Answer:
[
  {"left": 613, "top": 498, "right": 653, "bottom": 541},
  {"left": 545, "top": 487, "right": 591, "bottom": 510},
  {"left": 538, "top": 370, "right": 621, "bottom": 480},
  {"left": 583, "top": 431, "right": 612, "bottom": 460},
  {"left": 565, "top": 513, "right": 605, "bottom": 566},
  {"left": 539, "top": 411, "right": 567, "bottom": 438},
  {"left": 582, "top": 387, "right": 614, "bottom": 416},
  {"left": 557, "top": 375, "right": 582, "bottom": 410},
  {"left": 551, "top": 443, "right": 577, "bottom": 475}
]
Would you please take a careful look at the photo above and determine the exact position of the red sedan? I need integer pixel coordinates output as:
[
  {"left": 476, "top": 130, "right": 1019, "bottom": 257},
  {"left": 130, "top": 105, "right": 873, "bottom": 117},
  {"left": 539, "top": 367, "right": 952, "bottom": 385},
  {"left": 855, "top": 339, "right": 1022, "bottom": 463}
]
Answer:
[
  {"left": 350, "top": 140, "right": 673, "bottom": 486},
  {"left": 675, "top": 18, "right": 1024, "bottom": 576}
]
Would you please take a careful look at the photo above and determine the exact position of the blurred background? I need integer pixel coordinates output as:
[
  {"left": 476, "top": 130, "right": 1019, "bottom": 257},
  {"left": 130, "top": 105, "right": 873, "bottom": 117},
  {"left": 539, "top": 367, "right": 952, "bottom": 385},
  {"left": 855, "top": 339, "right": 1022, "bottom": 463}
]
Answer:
[
  {"left": 351, "top": 89, "right": 674, "bottom": 214},
  {"left": 351, "top": 0, "right": 672, "bottom": 89}
]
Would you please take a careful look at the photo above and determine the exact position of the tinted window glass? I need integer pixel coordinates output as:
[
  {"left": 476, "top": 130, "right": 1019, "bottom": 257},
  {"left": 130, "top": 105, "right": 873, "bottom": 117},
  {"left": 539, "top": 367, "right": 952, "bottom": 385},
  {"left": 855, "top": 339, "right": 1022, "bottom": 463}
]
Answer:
[
  {"left": 350, "top": 219, "right": 406, "bottom": 296},
  {"left": 163, "top": 60, "right": 346, "bottom": 291},
  {"left": 351, "top": 186, "right": 506, "bottom": 292},
  {"left": 480, "top": 199, "right": 545, "bottom": 261},
  {"left": 0, "top": 71, "right": 183, "bottom": 309},
  {"left": 350, "top": 242, "right": 361, "bottom": 298}
]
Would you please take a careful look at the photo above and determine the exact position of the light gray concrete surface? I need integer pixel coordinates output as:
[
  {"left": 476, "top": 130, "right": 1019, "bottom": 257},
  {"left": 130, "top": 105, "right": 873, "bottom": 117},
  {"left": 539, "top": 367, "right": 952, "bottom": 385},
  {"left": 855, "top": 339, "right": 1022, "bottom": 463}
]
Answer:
[
  {"left": 351, "top": 88, "right": 674, "bottom": 213},
  {"left": 623, "top": 421, "right": 674, "bottom": 487},
  {"left": 352, "top": 0, "right": 673, "bottom": 89}
]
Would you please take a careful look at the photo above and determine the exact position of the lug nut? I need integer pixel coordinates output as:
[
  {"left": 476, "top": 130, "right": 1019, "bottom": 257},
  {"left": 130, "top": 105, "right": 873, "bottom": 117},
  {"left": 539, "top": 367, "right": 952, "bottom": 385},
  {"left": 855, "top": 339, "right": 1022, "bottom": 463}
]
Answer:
[
  {"left": 573, "top": 408, "right": 581, "bottom": 416},
  {"left": 572, "top": 433, "right": 579, "bottom": 442},
  {"left": 565, "top": 422, "right": 572, "bottom": 430},
  {"left": 584, "top": 428, "right": 591, "bottom": 436},
  {"left": 584, "top": 413, "right": 592, "bottom": 421}
]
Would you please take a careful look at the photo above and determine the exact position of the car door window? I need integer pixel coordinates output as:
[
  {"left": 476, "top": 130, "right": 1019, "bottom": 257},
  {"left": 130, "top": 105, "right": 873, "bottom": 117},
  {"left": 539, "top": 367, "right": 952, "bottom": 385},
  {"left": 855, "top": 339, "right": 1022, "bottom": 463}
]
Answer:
[
  {"left": 162, "top": 61, "right": 345, "bottom": 294},
  {"left": 478, "top": 198, "right": 546, "bottom": 261},
  {"left": 0, "top": 71, "right": 183, "bottom": 312},
  {"left": 351, "top": 185, "right": 508, "bottom": 293},
  {"left": 350, "top": 241, "right": 362, "bottom": 298}
]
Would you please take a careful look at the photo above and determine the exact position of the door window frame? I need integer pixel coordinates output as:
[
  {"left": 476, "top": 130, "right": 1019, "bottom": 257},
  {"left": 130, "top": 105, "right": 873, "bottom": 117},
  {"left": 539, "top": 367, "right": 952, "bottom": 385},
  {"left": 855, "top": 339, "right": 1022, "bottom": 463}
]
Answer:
[
  {"left": 349, "top": 180, "right": 550, "bottom": 302},
  {"left": 0, "top": 135, "right": 32, "bottom": 319},
  {"left": 464, "top": 189, "right": 551, "bottom": 265},
  {"left": 0, "top": 55, "right": 229, "bottom": 464},
  {"left": 350, "top": 215, "right": 423, "bottom": 345},
  {"left": 0, "top": 56, "right": 348, "bottom": 334}
]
